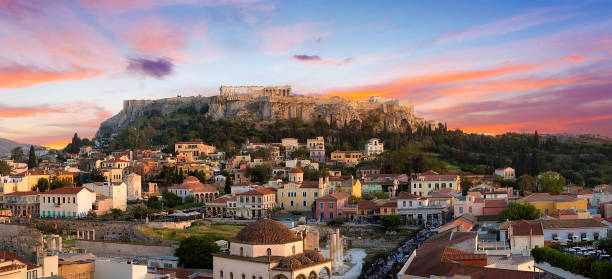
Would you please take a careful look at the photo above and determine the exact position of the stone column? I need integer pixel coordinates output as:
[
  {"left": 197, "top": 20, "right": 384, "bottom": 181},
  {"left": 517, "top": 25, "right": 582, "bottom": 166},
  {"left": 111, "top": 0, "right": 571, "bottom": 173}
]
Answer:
[
  {"left": 85, "top": 231, "right": 90, "bottom": 240},
  {"left": 91, "top": 230, "right": 95, "bottom": 240}
]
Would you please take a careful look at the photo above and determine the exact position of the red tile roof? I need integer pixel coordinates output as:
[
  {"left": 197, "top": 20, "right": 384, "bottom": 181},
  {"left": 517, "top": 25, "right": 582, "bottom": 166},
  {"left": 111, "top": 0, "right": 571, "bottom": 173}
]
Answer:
[
  {"left": 397, "top": 191, "right": 427, "bottom": 200},
  {"left": 5, "top": 191, "right": 39, "bottom": 196},
  {"left": 169, "top": 176, "right": 217, "bottom": 193},
  {"left": 41, "top": 187, "right": 92, "bottom": 195},
  {"left": 237, "top": 188, "right": 276, "bottom": 196},
  {"left": 511, "top": 220, "right": 543, "bottom": 236},
  {"left": 484, "top": 199, "right": 507, "bottom": 208},
  {"left": 289, "top": 168, "right": 303, "bottom": 173},
  {"left": 316, "top": 192, "right": 350, "bottom": 201}
]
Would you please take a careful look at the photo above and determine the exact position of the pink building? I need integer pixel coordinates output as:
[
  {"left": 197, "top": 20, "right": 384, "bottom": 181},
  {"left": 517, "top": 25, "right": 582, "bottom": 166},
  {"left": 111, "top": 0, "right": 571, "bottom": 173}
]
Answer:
[
  {"left": 315, "top": 192, "right": 350, "bottom": 222},
  {"left": 453, "top": 195, "right": 484, "bottom": 218}
]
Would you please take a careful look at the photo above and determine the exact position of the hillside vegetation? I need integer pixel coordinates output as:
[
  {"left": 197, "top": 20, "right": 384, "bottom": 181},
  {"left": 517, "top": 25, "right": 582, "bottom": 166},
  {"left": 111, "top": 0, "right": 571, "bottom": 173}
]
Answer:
[{"left": 97, "top": 105, "right": 612, "bottom": 186}]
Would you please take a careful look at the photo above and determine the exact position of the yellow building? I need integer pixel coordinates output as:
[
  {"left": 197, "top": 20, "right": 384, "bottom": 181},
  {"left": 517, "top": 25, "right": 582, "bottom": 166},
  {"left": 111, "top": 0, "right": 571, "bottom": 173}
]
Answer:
[
  {"left": 100, "top": 167, "right": 123, "bottom": 183},
  {"left": 175, "top": 141, "right": 215, "bottom": 162},
  {"left": 177, "top": 162, "right": 213, "bottom": 179},
  {"left": 277, "top": 174, "right": 331, "bottom": 212},
  {"left": 519, "top": 193, "right": 588, "bottom": 216},
  {"left": 330, "top": 151, "right": 363, "bottom": 166},
  {"left": 336, "top": 178, "right": 362, "bottom": 198},
  {"left": 14, "top": 169, "right": 50, "bottom": 189}
]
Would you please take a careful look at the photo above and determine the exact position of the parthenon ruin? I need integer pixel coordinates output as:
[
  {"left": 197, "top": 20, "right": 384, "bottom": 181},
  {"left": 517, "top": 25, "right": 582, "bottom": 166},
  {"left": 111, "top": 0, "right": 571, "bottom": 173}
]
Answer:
[{"left": 219, "top": 85, "right": 291, "bottom": 98}]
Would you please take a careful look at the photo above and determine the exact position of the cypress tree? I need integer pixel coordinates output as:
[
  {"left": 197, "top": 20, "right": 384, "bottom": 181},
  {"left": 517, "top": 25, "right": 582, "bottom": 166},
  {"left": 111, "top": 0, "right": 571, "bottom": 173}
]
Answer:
[{"left": 27, "top": 145, "right": 38, "bottom": 169}]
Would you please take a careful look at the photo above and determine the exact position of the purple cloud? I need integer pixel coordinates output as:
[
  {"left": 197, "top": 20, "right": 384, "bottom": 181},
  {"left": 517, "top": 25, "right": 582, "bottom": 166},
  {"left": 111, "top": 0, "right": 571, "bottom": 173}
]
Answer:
[
  {"left": 127, "top": 57, "right": 174, "bottom": 79},
  {"left": 293, "top": 54, "right": 322, "bottom": 61}
]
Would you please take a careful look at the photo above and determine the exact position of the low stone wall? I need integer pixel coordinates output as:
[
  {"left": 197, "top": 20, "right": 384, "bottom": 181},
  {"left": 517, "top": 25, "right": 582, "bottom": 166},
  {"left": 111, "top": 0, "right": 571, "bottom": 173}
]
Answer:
[
  {"left": 75, "top": 239, "right": 175, "bottom": 257},
  {"left": 145, "top": 220, "right": 195, "bottom": 229}
]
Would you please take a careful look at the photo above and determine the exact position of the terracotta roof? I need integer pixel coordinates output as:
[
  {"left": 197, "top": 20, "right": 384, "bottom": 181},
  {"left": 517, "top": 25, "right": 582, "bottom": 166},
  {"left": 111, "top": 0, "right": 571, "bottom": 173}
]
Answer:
[
  {"left": 550, "top": 210, "right": 578, "bottom": 216},
  {"left": 237, "top": 188, "right": 276, "bottom": 196},
  {"left": 397, "top": 191, "right": 427, "bottom": 200},
  {"left": 540, "top": 219, "right": 607, "bottom": 229},
  {"left": 231, "top": 219, "right": 302, "bottom": 245},
  {"left": 405, "top": 231, "right": 538, "bottom": 279},
  {"left": 41, "top": 187, "right": 92, "bottom": 195},
  {"left": 429, "top": 193, "right": 454, "bottom": 198},
  {"left": 232, "top": 182, "right": 258, "bottom": 187},
  {"left": 5, "top": 191, "right": 39, "bottom": 196},
  {"left": 169, "top": 176, "right": 217, "bottom": 193},
  {"left": 511, "top": 220, "right": 543, "bottom": 236},
  {"left": 484, "top": 199, "right": 507, "bottom": 208},
  {"left": 316, "top": 192, "right": 350, "bottom": 201},
  {"left": 441, "top": 247, "right": 487, "bottom": 262},
  {"left": 175, "top": 141, "right": 203, "bottom": 144},
  {"left": 289, "top": 168, "right": 303, "bottom": 173},
  {"left": 208, "top": 195, "right": 234, "bottom": 204},
  {"left": 0, "top": 251, "right": 37, "bottom": 269},
  {"left": 357, "top": 200, "right": 378, "bottom": 209},
  {"left": 157, "top": 268, "right": 207, "bottom": 279},
  {"left": 299, "top": 181, "right": 320, "bottom": 188}
]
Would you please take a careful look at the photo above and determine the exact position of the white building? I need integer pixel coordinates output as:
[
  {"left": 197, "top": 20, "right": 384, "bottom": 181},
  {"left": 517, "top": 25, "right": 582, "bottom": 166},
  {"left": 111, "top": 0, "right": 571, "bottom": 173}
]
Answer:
[
  {"left": 306, "top": 136, "right": 325, "bottom": 163},
  {"left": 494, "top": 167, "right": 516, "bottom": 180},
  {"left": 236, "top": 188, "right": 277, "bottom": 219},
  {"left": 364, "top": 138, "right": 384, "bottom": 156},
  {"left": 285, "top": 159, "right": 319, "bottom": 170},
  {"left": 123, "top": 173, "right": 142, "bottom": 201},
  {"left": 84, "top": 182, "right": 127, "bottom": 211},
  {"left": 169, "top": 176, "right": 219, "bottom": 203},
  {"left": 94, "top": 259, "right": 148, "bottom": 279},
  {"left": 213, "top": 219, "right": 331, "bottom": 279},
  {"left": 40, "top": 187, "right": 95, "bottom": 218},
  {"left": 396, "top": 192, "right": 447, "bottom": 226},
  {"left": 541, "top": 219, "right": 608, "bottom": 242}
]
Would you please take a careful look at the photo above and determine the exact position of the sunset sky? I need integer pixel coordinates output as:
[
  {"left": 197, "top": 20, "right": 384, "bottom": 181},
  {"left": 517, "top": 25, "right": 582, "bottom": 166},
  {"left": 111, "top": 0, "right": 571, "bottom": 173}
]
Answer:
[{"left": 1, "top": 0, "right": 611, "bottom": 148}]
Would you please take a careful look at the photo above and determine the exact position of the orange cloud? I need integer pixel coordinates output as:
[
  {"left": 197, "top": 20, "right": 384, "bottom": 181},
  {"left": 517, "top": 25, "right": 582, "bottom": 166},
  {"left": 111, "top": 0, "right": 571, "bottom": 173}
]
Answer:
[
  {"left": 459, "top": 114, "right": 612, "bottom": 135},
  {"left": 0, "top": 65, "right": 101, "bottom": 89},
  {"left": 566, "top": 55, "right": 586, "bottom": 61}
]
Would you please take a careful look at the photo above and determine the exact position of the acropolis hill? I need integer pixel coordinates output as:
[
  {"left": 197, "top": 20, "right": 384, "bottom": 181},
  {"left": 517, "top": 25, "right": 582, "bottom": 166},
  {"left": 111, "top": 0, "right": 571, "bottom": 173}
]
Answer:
[{"left": 96, "top": 86, "right": 424, "bottom": 138}]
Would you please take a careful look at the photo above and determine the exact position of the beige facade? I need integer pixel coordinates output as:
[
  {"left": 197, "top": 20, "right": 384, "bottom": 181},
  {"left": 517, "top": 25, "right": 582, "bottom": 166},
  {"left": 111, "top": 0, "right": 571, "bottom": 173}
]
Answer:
[{"left": 175, "top": 141, "right": 216, "bottom": 162}]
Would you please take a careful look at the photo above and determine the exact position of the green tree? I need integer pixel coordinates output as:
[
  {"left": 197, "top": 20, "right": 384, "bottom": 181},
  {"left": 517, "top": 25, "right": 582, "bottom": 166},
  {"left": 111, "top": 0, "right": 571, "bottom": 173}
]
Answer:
[
  {"left": 246, "top": 164, "right": 272, "bottom": 184},
  {"left": 290, "top": 147, "right": 310, "bottom": 159},
  {"left": 110, "top": 208, "right": 123, "bottom": 220},
  {"left": 50, "top": 177, "right": 72, "bottom": 189},
  {"left": 27, "top": 145, "right": 38, "bottom": 169},
  {"left": 147, "top": 196, "right": 162, "bottom": 210},
  {"left": 302, "top": 165, "right": 329, "bottom": 180},
  {"left": 498, "top": 202, "right": 539, "bottom": 221},
  {"left": 537, "top": 171, "right": 566, "bottom": 195},
  {"left": 184, "top": 195, "right": 195, "bottom": 204},
  {"left": 10, "top": 146, "right": 25, "bottom": 163},
  {"left": 162, "top": 191, "right": 183, "bottom": 208},
  {"left": 348, "top": 195, "right": 360, "bottom": 204},
  {"left": 89, "top": 169, "right": 106, "bottom": 182},
  {"left": 327, "top": 218, "right": 344, "bottom": 227},
  {"left": 0, "top": 159, "right": 12, "bottom": 176},
  {"left": 175, "top": 235, "right": 220, "bottom": 269},
  {"left": 517, "top": 174, "right": 535, "bottom": 193},
  {"left": 380, "top": 215, "right": 402, "bottom": 231},
  {"left": 36, "top": 178, "right": 50, "bottom": 192},
  {"left": 460, "top": 176, "right": 473, "bottom": 195},
  {"left": 560, "top": 170, "right": 585, "bottom": 186}
]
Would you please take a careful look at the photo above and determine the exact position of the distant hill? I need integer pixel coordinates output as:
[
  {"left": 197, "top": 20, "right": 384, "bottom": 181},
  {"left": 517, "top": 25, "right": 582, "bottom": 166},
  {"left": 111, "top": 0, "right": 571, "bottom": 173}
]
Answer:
[{"left": 0, "top": 138, "right": 27, "bottom": 157}]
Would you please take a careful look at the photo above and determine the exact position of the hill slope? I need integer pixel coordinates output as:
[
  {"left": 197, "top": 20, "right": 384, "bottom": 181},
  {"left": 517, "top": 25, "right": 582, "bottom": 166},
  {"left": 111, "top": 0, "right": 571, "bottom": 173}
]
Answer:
[{"left": 0, "top": 138, "right": 26, "bottom": 156}]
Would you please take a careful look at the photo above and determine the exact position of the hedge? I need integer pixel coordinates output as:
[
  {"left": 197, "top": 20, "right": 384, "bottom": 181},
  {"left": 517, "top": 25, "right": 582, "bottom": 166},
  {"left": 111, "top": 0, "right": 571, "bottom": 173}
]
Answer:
[{"left": 532, "top": 247, "right": 612, "bottom": 279}]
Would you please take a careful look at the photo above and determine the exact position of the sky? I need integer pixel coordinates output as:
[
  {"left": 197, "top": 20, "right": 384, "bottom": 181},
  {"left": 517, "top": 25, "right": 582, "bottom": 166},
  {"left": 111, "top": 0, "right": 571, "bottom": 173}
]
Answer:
[{"left": 1, "top": 0, "right": 612, "bottom": 149}]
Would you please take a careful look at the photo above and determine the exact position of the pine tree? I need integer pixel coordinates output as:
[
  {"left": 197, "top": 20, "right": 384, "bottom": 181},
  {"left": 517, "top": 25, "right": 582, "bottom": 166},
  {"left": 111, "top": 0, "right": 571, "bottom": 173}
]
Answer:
[
  {"left": 530, "top": 151, "right": 540, "bottom": 176},
  {"left": 27, "top": 145, "right": 38, "bottom": 169},
  {"left": 532, "top": 130, "right": 540, "bottom": 149},
  {"left": 518, "top": 147, "right": 528, "bottom": 176}
]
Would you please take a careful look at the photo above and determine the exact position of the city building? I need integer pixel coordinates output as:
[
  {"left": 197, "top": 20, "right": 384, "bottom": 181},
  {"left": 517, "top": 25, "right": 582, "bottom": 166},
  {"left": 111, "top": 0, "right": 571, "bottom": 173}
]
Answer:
[
  {"left": 411, "top": 170, "right": 460, "bottom": 197},
  {"left": 236, "top": 188, "right": 277, "bottom": 219},
  {"left": 494, "top": 167, "right": 516, "bottom": 180},
  {"left": 508, "top": 220, "right": 544, "bottom": 252},
  {"left": 396, "top": 192, "right": 447, "bottom": 226},
  {"left": 277, "top": 177, "right": 331, "bottom": 212},
  {"left": 334, "top": 176, "right": 362, "bottom": 198},
  {"left": 453, "top": 195, "right": 484, "bottom": 218},
  {"left": 306, "top": 136, "right": 325, "bottom": 163},
  {"left": 2, "top": 191, "right": 40, "bottom": 218},
  {"left": 99, "top": 157, "right": 129, "bottom": 170},
  {"left": 518, "top": 193, "right": 587, "bottom": 216},
  {"left": 329, "top": 151, "right": 363, "bottom": 166},
  {"left": 212, "top": 219, "right": 331, "bottom": 279},
  {"left": 174, "top": 141, "right": 216, "bottom": 162},
  {"left": 168, "top": 176, "right": 219, "bottom": 203},
  {"left": 364, "top": 138, "right": 384, "bottom": 156},
  {"left": 541, "top": 219, "right": 608, "bottom": 243},
  {"left": 40, "top": 187, "right": 95, "bottom": 218},
  {"left": 205, "top": 194, "right": 237, "bottom": 217},
  {"left": 315, "top": 192, "right": 350, "bottom": 222},
  {"left": 83, "top": 182, "right": 127, "bottom": 211}
]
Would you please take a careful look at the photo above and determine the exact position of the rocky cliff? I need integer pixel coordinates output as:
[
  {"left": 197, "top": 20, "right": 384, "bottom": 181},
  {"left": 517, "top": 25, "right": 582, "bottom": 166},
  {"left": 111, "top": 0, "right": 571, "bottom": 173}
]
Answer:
[{"left": 95, "top": 94, "right": 424, "bottom": 140}]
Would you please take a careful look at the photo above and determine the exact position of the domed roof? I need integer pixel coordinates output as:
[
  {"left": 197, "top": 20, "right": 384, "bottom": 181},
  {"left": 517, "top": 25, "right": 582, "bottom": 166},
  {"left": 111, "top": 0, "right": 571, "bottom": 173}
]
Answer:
[{"left": 231, "top": 219, "right": 302, "bottom": 245}]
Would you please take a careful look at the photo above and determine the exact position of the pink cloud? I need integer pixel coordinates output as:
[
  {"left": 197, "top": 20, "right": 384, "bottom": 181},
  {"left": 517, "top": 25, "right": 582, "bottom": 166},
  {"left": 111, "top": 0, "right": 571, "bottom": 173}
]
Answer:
[{"left": 260, "top": 23, "right": 327, "bottom": 54}]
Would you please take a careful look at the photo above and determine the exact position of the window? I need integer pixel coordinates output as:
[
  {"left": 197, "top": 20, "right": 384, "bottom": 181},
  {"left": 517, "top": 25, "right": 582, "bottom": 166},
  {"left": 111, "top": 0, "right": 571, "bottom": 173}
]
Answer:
[
  {"left": 242, "top": 274, "right": 245, "bottom": 279},
  {"left": 290, "top": 200, "right": 294, "bottom": 207},
  {"left": 329, "top": 212, "right": 334, "bottom": 219},
  {"left": 267, "top": 248, "right": 271, "bottom": 256},
  {"left": 320, "top": 212, "right": 324, "bottom": 220},
  {"left": 409, "top": 201, "right": 413, "bottom": 207},
  {"left": 303, "top": 201, "right": 307, "bottom": 207},
  {"left": 292, "top": 246, "right": 296, "bottom": 254},
  {"left": 568, "top": 233, "right": 573, "bottom": 241},
  {"left": 302, "top": 191, "right": 307, "bottom": 197},
  {"left": 280, "top": 202, "right": 284, "bottom": 208},
  {"left": 469, "top": 206, "right": 472, "bottom": 213},
  {"left": 329, "top": 203, "right": 333, "bottom": 209},
  {"left": 230, "top": 273, "right": 234, "bottom": 279},
  {"left": 314, "top": 191, "right": 318, "bottom": 197},
  {"left": 403, "top": 201, "right": 406, "bottom": 207},
  {"left": 220, "top": 271, "right": 224, "bottom": 278},
  {"left": 594, "top": 232, "right": 600, "bottom": 240},
  {"left": 252, "top": 197, "right": 255, "bottom": 203},
  {"left": 459, "top": 207, "right": 463, "bottom": 214},
  {"left": 320, "top": 203, "right": 324, "bottom": 209},
  {"left": 240, "top": 247, "right": 244, "bottom": 256}
]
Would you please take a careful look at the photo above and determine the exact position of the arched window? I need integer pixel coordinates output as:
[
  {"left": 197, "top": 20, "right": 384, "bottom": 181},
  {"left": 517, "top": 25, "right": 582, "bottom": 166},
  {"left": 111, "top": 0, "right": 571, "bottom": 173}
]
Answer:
[
  {"left": 267, "top": 248, "right": 271, "bottom": 256},
  {"left": 230, "top": 273, "right": 234, "bottom": 279},
  {"left": 292, "top": 245, "right": 296, "bottom": 254},
  {"left": 240, "top": 247, "right": 244, "bottom": 256},
  {"left": 242, "top": 274, "right": 245, "bottom": 279},
  {"left": 220, "top": 271, "right": 224, "bottom": 278}
]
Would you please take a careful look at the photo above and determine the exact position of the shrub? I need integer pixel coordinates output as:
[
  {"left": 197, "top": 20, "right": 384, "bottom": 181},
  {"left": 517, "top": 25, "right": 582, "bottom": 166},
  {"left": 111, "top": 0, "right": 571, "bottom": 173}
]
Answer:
[{"left": 532, "top": 247, "right": 612, "bottom": 279}]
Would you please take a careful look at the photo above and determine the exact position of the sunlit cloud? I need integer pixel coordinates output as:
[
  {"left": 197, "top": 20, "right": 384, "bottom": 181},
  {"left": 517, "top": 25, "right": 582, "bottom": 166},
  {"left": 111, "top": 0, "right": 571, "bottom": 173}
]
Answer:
[
  {"left": 292, "top": 54, "right": 354, "bottom": 66},
  {"left": 260, "top": 23, "right": 328, "bottom": 54}
]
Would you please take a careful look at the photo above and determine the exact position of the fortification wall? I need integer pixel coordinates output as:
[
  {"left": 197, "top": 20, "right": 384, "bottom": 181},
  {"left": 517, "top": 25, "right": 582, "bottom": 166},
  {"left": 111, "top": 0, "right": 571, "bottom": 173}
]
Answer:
[{"left": 75, "top": 239, "right": 174, "bottom": 257}]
